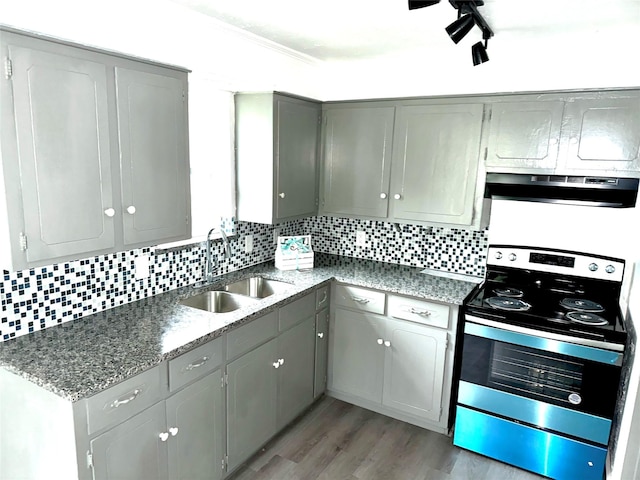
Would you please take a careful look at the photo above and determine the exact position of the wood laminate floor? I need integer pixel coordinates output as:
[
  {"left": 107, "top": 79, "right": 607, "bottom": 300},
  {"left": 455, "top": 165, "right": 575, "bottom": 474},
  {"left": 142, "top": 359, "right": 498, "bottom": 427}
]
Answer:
[{"left": 228, "top": 396, "right": 544, "bottom": 480}]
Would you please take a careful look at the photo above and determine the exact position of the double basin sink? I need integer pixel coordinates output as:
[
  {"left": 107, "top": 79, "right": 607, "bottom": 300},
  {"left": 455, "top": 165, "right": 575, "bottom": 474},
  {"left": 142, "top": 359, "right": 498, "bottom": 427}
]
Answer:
[{"left": 179, "top": 277, "right": 292, "bottom": 314}]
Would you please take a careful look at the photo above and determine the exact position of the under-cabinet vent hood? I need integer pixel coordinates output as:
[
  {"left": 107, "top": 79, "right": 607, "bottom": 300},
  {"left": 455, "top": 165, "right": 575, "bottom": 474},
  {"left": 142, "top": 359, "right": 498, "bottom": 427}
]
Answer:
[{"left": 484, "top": 173, "right": 639, "bottom": 208}]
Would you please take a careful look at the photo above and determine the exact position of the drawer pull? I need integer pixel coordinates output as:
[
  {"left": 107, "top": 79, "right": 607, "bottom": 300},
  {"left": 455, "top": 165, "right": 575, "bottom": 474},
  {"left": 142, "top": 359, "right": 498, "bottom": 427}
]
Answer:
[
  {"left": 377, "top": 338, "right": 384, "bottom": 345},
  {"left": 317, "top": 332, "right": 324, "bottom": 339},
  {"left": 351, "top": 296, "right": 371, "bottom": 304},
  {"left": 185, "top": 356, "right": 209, "bottom": 371},
  {"left": 408, "top": 307, "right": 432, "bottom": 317},
  {"left": 279, "top": 358, "right": 285, "bottom": 366},
  {"left": 159, "top": 432, "right": 169, "bottom": 442},
  {"left": 110, "top": 389, "right": 141, "bottom": 408},
  {"left": 273, "top": 361, "right": 280, "bottom": 369},
  {"left": 169, "top": 427, "right": 179, "bottom": 436},
  {"left": 384, "top": 340, "right": 391, "bottom": 347}
]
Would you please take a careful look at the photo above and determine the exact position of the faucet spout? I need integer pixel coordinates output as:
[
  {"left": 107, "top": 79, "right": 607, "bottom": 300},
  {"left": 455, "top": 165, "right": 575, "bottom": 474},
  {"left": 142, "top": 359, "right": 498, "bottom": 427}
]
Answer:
[
  {"left": 205, "top": 228, "right": 217, "bottom": 281},
  {"left": 220, "top": 227, "right": 232, "bottom": 259}
]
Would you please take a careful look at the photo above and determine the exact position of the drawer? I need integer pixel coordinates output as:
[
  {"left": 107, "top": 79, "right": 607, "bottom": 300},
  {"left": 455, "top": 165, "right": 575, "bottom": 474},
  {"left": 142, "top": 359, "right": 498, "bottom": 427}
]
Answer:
[
  {"left": 315, "top": 285, "right": 330, "bottom": 311},
  {"left": 334, "top": 284, "right": 385, "bottom": 315},
  {"left": 86, "top": 365, "right": 165, "bottom": 435},
  {"left": 279, "top": 293, "right": 315, "bottom": 331},
  {"left": 169, "top": 337, "right": 223, "bottom": 392},
  {"left": 387, "top": 295, "right": 450, "bottom": 329},
  {"left": 227, "top": 310, "right": 278, "bottom": 360}
]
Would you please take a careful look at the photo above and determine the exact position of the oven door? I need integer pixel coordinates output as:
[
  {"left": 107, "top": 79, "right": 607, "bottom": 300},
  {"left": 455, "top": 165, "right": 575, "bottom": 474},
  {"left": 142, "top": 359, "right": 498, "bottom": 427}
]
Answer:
[
  {"left": 454, "top": 315, "right": 624, "bottom": 480},
  {"left": 458, "top": 315, "right": 623, "bottom": 441}
]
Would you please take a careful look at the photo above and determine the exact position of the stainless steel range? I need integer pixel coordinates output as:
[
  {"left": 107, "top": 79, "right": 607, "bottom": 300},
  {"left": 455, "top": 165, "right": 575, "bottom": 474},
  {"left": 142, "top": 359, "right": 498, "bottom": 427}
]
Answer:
[{"left": 453, "top": 245, "right": 627, "bottom": 480}]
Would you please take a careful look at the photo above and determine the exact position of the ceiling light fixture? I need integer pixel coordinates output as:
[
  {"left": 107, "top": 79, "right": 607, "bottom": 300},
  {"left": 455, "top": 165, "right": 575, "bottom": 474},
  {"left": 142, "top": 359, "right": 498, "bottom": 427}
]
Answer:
[
  {"left": 409, "top": 0, "right": 494, "bottom": 66},
  {"left": 408, "top": 0, "right": 441, "bottom": 9}
]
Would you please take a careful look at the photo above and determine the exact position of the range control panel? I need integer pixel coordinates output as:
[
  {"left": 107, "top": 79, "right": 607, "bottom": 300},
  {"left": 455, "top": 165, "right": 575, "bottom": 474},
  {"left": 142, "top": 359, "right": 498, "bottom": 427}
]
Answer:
[{"left": 487, "top": 246, "right": 625, "bottom": 283}]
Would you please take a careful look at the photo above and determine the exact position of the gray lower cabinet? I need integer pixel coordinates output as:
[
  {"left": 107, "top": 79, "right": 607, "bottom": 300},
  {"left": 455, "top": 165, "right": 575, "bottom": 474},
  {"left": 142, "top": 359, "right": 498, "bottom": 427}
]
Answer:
[
  {"left": 485, "top": 90, "right": 640, "bottom": 174},
  {"left": 225, "top": 290, "right": 319, "bottom": 474},
  {"left": 226, "top": 337, "right": 279, "bottom": 473},
  {"left": 328, "top": 284, "right": 455, "bottom": 433},
  {"left": 314, "top": 307, "right": 330, "bottom": 398},
  {"left": 0, "top": 28, "right": 190, "bottom": 271},
  {"left": 90, "top": 371, "right": 224, "bottom": 480},
  {"left": 235, "top": 92, "right": 321, "bottom": 224}
]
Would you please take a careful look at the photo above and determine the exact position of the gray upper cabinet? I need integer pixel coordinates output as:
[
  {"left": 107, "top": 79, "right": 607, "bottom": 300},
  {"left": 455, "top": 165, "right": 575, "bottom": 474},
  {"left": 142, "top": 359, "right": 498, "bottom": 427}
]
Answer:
[
  {"left": 560, "top": 94, "right": 640, "bottom": 173},
  {"left": 319, "top": 100, "right": 485, "bottom": 228},
  {"left": 321, "top": 104, "right": 395, "bottom": 218},
  {"left": 485, "top": 99, "right": 565, "bottom": 171},
  {"left": 0, "top": 29, "right": 190, "bottom": 271},
  {"left": 115, "top": 67, "right": 190, "bottom": 246},
  {"left": 4, "top": 43, "right": 116, "bottom": 264},
  {"left": 485, "top": 90, "right": 640, "bottom": 175},
  {"left": 235, "top": 92, "right": 321, "bottom": 224},
  {"left": 390, "top": 103, "right": 483, "bottom": 225}
]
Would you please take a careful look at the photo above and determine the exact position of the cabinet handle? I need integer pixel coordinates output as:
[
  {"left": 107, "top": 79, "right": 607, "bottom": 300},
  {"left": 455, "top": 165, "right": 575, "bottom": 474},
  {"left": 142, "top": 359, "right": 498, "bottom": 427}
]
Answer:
[
  {"left": 350, "top": 296, "right": 370, "bottom": 304},
  {"left": 409, "top": 307, "right": 432, "bottom": 317},
  {"left": 159, "top": 432, "right": 169, "bottom": 442},
  {"left": 126, "top": 205, "right": 136, "bottom": 214},
  {"left": 185, "top": 356, "right": 209, "bottom": 371},
  {"left": 279, "top": 358, "right": 285, "bottom": 366},
  {"left": 384, "top": 340, "right": 391, "bottom": 347},
  {"left": 278, "top": 192, "right": 286, "bottom": 199},
  {"left": 380, "top": 193, "right": 387, "bottom": 199},
  {"left": 318, "top": 291, "right": 328, "bottom": 305},
  {"left": 393, "top": 194, "right": 402, "bottom": 200},
  {"left": 273, "top": 361, "right": 280, "bottom": 369},
  {"left": 317, "top": 332, "right": 324, "bottom": 339},
  {"left": 377, "top": 338, "right": 384, "bottom": 345},
  {"left": 104, "top": 208, "right": 116, "bottom": 217},
  {"left": 169, "top": 427, "right": 179, "bottom": 437},
  {"left": 110, "top": 389, "right": 141, "bottom": 408}
]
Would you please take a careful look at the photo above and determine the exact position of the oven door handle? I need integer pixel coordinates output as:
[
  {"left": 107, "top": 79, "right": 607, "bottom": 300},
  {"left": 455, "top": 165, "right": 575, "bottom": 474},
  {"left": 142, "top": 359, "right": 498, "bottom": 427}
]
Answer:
[{"left": 464, "top": 315, "right": 624, "bottom": 366}]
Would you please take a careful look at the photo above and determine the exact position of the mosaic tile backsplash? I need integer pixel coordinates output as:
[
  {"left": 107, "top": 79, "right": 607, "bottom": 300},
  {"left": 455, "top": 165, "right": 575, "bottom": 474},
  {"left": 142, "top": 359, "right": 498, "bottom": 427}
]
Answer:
[{"left": 0, "top": 217, "right": 487, "bottom": 341}]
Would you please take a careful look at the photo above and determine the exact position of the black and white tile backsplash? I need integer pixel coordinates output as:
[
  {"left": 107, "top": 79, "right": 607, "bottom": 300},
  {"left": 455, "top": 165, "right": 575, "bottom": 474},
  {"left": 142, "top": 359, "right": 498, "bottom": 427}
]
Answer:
[{"left": 0, "top": 216, "right": 487, "bottom": 341}]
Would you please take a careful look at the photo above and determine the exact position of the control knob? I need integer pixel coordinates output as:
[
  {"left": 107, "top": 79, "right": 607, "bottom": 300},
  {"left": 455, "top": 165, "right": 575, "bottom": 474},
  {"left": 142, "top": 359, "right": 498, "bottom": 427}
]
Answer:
[
  {"left": 588, "top": 263, "right": 598, "bottom": 272},
  {"left": 605, "top": 265, "right": 616, "bottom": 274},
  {"left": 508, "top": 253, "right": 517, "bottom": 261},
  {"left": 495, "top": 252, "right": 503, "bottom": 260}
]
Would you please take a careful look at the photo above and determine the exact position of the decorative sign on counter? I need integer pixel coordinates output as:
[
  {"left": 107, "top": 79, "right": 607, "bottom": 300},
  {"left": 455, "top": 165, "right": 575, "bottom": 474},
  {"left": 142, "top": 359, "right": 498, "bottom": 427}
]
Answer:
[{"left": 275, "top": 235, "right": 314, "bottom": 271}]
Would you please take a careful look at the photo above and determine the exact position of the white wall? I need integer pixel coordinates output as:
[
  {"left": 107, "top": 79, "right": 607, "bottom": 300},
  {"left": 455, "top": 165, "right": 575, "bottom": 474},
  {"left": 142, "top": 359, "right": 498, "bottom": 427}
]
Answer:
[{"left": 0, "top": 0, "right": 321, "bottom": 96}]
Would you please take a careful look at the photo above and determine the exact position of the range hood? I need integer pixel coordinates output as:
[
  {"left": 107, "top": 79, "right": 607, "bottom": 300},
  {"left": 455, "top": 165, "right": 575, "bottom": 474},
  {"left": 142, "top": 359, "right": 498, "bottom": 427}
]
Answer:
[{"left": 484, "top": 173, "right": 639, "bottom": 208}]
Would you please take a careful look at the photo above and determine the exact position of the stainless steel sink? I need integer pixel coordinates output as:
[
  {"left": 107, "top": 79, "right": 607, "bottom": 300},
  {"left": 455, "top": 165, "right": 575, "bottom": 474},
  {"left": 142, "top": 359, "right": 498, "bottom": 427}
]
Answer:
[
  {"left": 179, "top": 290, "right": 258, "bottom": 313},
  {"left": 223, "top": 277, "right": 292, "bottom": 298}
]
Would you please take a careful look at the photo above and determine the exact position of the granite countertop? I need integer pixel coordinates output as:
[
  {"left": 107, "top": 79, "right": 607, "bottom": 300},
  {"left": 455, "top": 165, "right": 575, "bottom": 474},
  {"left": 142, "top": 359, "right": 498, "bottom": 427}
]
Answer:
[{"left": 0, "top": 254, "right": 479, "bottom": 402}]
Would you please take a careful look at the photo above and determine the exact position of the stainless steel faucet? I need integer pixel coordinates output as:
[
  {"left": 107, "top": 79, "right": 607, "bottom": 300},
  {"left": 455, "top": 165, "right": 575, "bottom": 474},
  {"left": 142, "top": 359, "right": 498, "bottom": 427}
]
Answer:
[{"left": 205, "top": 226, "right": 233, "bottom": 281}]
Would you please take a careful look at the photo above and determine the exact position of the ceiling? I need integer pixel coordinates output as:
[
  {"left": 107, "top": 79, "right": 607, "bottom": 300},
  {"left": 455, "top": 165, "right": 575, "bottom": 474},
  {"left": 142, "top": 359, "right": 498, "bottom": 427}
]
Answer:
[{"left": 169, "top": 0, "right": 640, "bottom": 62}]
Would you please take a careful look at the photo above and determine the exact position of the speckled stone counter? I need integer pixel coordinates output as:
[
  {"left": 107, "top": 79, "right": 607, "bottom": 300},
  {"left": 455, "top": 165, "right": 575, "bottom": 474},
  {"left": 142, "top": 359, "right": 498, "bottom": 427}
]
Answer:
[{"left": 0, "top": 254, "right": 479, "bottom": 402}]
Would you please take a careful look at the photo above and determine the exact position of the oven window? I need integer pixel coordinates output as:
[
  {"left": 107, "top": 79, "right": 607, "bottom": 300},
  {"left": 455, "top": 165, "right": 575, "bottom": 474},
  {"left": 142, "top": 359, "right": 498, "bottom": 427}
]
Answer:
[
  {"left": 460, "top": 332, "right": 621, "bottom": 418},
  {"left": 490, "top": 343, "right": 583, "bottom": 404}
]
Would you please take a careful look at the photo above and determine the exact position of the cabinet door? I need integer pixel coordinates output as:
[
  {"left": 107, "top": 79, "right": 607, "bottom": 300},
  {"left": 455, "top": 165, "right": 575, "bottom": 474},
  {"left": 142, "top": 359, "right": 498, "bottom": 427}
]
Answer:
[
  {"left": 329, "top": 308, "right": 384, "bottom": 402},
  {"left": 382, "top": 318, "right": 447, "bottom": 422},
  {"left": 277, "top": 316, "right": 315, "bottom": 429},
  {"left": 7, "top": 44, "right": 115, "bottom": 263},
  {"left": 390, "top": 103, "right": 483, "bottom": 225},
  {"left": 166, "top": 371, "right": 224, "bottom": 480},
  {"left": 90, "top": 402, "right": 168, "bottom": 480},
  {"left": 275, "top": 97, "right": 320, "bottom": 220},
  {"left": 561, "top": 95, "right": 640, "bottom": 172},
  {"left": 314, "top": 308, "right": 330, "bottom": 398},
  {"left": 321, "top": 105, "right": 395, "bottom": 218},
  {"left": 115, "top": 66, "right": 190, "bottom": 245},
  {"left": 485, "top": 100, "right": 564, "bottom": 170},
  {"left": 226, "top": 338, "right": 278, "bottom": 472}
]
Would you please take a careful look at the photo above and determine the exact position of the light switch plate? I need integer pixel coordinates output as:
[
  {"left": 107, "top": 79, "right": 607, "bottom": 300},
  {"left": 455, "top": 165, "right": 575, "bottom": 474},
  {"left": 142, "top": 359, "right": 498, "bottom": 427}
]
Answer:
[
  {"left": 245, "top": 235, "right": 254, "bottom": 253},
  {"left": 356, "top": 231, "right": 366, "bottom": 246}
]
